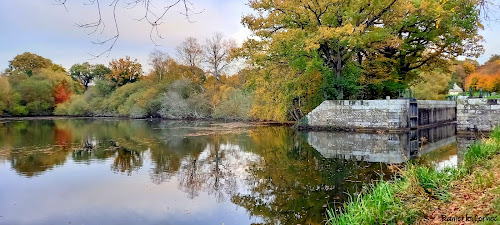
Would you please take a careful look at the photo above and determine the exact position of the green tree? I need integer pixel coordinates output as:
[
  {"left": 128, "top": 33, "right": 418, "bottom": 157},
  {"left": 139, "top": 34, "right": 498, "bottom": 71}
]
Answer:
[
  {"left": 8, "top": 52, "right": 54, "bottom": 76},
  {"left": 69, "top": 62, "right": 110, "bottom": 89},
  {"left": 0, "top": 76, "right": 11, "bottom": 115},
  {"left": 413, "top": 70, "right": 453, "bottom": 100},
  {"left": 17, "top": 77, "right": 54, "bottom": 115}
]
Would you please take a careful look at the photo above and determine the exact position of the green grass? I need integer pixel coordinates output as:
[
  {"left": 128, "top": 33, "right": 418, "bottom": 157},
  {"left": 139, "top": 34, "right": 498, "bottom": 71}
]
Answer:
[
  {"left": 325, "top": 182, "right": 408, "bottom": 225},
  {"left": 414, "top": 166, "right": 456, "bottom": 202},
  {"left": 326, "top": 126, "right": 500, "bottom": 225}
]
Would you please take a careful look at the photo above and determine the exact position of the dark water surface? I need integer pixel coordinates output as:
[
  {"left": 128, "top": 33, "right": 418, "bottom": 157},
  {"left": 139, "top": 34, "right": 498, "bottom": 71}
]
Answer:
[{"left": 0, "top": 119, "right": 466, "bottom": 225}]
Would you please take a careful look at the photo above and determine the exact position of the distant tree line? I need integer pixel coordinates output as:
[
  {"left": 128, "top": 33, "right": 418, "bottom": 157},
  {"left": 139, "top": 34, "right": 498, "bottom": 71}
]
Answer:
[{"left": 0, "top": 33, "right": 252, "bottom": 120}]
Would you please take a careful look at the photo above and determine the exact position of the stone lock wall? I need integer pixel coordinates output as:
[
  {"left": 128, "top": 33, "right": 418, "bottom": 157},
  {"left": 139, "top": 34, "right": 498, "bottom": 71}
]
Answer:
[
  {"left": 300, "top": 100, "right": 457, "bottom": 131},
  {"left": 299, "top": 100, "right": 410, "bottom": 130},
  {"left": 457, "top": 97, "right": 500, "bottom": 132},
  {"left": 301, "top": 98, "right": 499, "bottom": 131}
]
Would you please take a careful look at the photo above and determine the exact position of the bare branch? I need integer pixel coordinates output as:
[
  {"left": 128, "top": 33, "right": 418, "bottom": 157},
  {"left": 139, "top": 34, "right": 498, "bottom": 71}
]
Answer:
[
  {"left": 54, "top": 0, "right": 204, "bottom": 58},
  {"left": 88, "top": 0, "right": 120, "bottom": 59},
  {"left": 53, "top": 0, "right": 69, "bottom": 12}
]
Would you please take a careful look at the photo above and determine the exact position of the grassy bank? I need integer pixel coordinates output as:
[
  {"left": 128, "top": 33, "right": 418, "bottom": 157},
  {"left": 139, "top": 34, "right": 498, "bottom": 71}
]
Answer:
[{"left": 327, "top": 127, "right": 500, "bottom": 225}]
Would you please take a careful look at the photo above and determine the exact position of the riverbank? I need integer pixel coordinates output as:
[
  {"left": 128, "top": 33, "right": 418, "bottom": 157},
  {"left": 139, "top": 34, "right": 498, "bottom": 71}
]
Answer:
[
  {"left": 327, "top": 126, "right": 500, "bottom": 224},
  {"left": 0, "top": 115, "right": 296, "bottom": 125}
]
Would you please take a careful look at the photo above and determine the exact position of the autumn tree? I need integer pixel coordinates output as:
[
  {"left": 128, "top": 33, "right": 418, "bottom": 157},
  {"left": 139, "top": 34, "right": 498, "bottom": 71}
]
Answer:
[
  {"left": 451, "top": 59, "right": 479, "bottom": 88},
  {"left": 107, "top": 56, "right": 143, "bottom": 87},
  {"left": 466, "top": 57, "right": 500, "bottom": 92},
  {"left": 69, "top": 62, "right": 111, "bottom": 89},
  {"left": 241, "top": 0, "right": 483, "bottom": 100},
  {"left": 148, "top": 50, "right": 170, "bottom": 82},
  {"left": 177, "top": 37, "right": 206, "bottom": 82},
  {"left": 203, "top": 33, "right": 235, "bottom": 81},
  {"left": 53, "top": 80, "right": 73, "bottom": 104},
  {"left": 413, "top": 70, "right": 453, "bottom": 100}
]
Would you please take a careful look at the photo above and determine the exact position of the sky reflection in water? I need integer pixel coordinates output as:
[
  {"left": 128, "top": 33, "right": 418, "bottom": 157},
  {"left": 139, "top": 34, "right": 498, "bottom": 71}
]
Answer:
[{"left": 0, "top": 119, "right": 462, "bottom": 225}]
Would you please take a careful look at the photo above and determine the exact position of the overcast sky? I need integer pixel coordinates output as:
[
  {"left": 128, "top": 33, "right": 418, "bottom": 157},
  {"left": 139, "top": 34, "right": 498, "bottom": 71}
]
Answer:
[{"left": 0, "top": 0, "right": 499, "bottom": 73}]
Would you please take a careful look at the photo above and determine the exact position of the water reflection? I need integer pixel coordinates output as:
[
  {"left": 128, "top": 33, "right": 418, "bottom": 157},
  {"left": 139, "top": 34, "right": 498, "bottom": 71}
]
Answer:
[
  {"left": 233, "top": 127, "right": 392, "bottom": 225},
  {"left": 111, "top": 147, "right": 143, "bottom": 175},
  {"left": 307, "top": 124, "right": 458, "bottom": 164},
  {"left": 0, "top": 119, "right": 467, "bottom": 225}
]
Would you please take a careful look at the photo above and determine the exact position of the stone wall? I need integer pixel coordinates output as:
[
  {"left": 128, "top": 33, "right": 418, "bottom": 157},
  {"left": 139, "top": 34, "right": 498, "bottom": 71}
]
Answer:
[
  {"left": 299, "top": 100, "right": 409, "bottom": 130},
  {"left": 457, "top": 97, "right": 500, "bottom": 131},
  {"left": 300, "top": 100, "right": 457, "bottom": 131}
]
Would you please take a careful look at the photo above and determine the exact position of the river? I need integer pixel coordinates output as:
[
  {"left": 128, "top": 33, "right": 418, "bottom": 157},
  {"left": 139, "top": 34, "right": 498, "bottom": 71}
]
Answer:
[{"left": 0, "top": 118, "right": 471, "bottom": 225}]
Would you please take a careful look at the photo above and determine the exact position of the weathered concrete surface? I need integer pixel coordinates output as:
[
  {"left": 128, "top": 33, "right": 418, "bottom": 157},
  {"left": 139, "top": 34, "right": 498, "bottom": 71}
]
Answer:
[
  {"left": 457, "top": 97, "right": 500, "bottom": 131},
  {"left": 300, "top": 100, "right": 457, "bottom": 130},
  {"left": 417, "top": 100, "right": 456, "bottom": 126},
  {"left": 299, "top": 100, "right": 409, "bottom": 130}
]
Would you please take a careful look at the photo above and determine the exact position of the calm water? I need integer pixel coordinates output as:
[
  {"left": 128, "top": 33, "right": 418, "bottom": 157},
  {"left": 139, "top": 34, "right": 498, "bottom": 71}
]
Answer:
[{"left": 0, "top": 119, "right": 466, "bottom": 225}]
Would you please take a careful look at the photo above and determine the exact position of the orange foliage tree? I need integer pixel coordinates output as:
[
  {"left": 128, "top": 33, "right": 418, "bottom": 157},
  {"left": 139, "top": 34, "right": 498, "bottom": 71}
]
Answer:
[
  {"left": 465, "top": 60, "right": 500, "bottom": 92},
  {"left": 53, "top": 80, "right": 73, "bottom": 104}
]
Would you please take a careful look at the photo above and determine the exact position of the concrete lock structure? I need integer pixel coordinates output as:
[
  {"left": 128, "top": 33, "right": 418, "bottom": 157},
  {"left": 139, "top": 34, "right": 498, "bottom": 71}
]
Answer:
[{"left": 299, "top": 97, "right": 499, "bottom": 132}]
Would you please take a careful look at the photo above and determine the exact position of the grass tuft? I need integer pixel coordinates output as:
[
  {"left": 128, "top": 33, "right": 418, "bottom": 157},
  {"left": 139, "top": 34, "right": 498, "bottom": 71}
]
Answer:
[
  {"left": 414, "top": 166, "right": 456, "bottom": 202},
  {"left": 326, "top": 181, "right": 406, "bottom": 225}
]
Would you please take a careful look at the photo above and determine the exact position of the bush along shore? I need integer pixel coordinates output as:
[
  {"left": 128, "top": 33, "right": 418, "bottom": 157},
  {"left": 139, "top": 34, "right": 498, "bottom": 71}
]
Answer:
[{"left": 327, "top": 127, "right": 500, "bottom": 225}]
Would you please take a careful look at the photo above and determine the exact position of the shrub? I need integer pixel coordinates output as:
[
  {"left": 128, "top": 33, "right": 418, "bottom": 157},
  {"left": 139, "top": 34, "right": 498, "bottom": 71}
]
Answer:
[
  {"left": 54, "top": 101, "right": 69, "bottom": 115},
  {"left": 213, "top": 89, "right": 253, "bottom": 120},
  {"left": 159, "top": 79, "right": 209, "bottom": 119},
  {"left": 104, "top": 81, "right": 147, "bottom": 114},
  {"left": 67, "top": 95, "right": 91, "bottom": 116},
  {"left": 9, "top": 105, "right": 28, "bottom": 116}
]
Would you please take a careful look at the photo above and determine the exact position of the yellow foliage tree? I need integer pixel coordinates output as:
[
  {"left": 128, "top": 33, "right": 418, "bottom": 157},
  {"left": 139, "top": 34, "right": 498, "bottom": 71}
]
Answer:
[
  {"left": 0, "top": 76, "right": 12, "bottom": 115},
  {"left": 413, "top": 70, "right": 452, "bottom": 100},
  {"left": 108, "top": 56, "right": 143, "bottom": 87}
]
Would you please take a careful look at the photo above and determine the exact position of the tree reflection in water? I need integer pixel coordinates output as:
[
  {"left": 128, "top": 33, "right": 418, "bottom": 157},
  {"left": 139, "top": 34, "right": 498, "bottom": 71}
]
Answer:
[
  {"left": 111, "top": 147, "right": 143, "bottom": 176},
  {"left": 175, "top": 134, "right": 249, "bottom": 202},
  {"left": 177, "top": 155, "right": 204, "bottom": 198},
  {"left": 200, "top": 138, "right": 238, "bottom": 203},
  {"left": 230, "top": 127, "right": 392, "bottom": 225},
  {"left": 0, "top": 119, "right": 394, "bottom": 225}
]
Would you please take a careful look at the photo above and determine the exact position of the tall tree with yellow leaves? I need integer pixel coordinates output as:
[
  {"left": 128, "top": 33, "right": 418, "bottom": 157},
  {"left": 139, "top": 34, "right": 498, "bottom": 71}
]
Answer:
[
  {"left": 108, "top": 56, "right": 143, "bottom": 87},
  {"left": 241, "top": 0, "right": 483, "bottom": 100}
]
